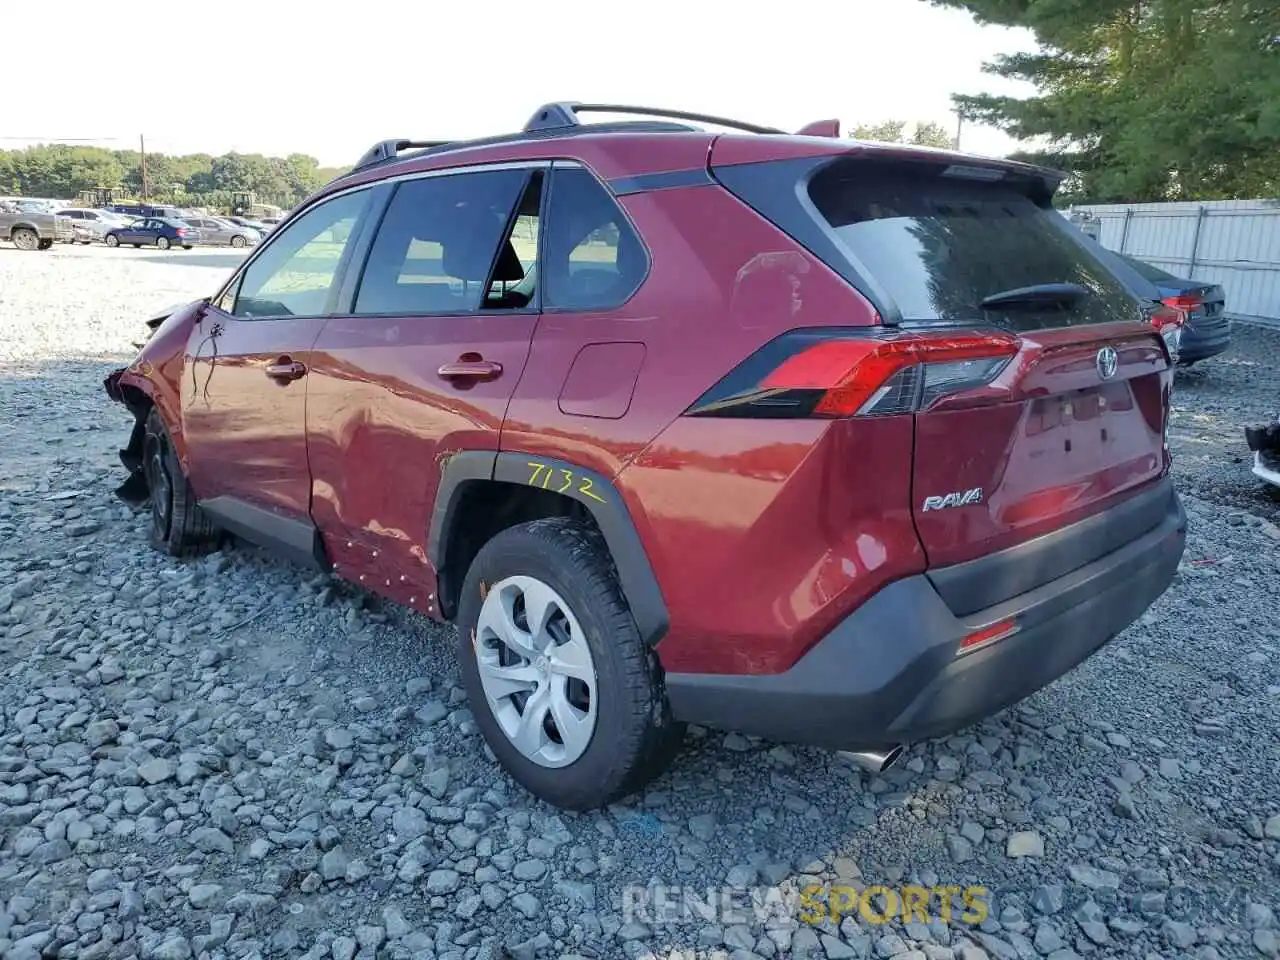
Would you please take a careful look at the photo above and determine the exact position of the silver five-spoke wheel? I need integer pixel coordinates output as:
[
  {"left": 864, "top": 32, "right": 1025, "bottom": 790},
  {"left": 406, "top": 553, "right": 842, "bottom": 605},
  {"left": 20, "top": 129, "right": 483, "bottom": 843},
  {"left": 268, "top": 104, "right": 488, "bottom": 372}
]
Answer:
[{"left": 473, "top": 575, "right": 598, "bottom": 768}]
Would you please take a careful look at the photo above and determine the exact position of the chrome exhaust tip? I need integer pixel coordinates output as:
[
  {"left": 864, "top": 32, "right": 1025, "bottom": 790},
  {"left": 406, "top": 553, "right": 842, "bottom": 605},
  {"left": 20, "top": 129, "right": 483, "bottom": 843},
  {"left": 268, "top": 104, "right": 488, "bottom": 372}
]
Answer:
[{"left": 840, "top": 745, "right": 906, "bottom": 774}]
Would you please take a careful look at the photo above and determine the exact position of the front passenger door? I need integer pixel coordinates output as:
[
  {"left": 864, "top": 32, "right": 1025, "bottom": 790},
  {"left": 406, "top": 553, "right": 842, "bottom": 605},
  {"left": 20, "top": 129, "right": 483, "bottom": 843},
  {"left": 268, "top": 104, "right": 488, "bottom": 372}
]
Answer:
[{"left": 181, "top": 188, "right": 374, "bottom": 550}]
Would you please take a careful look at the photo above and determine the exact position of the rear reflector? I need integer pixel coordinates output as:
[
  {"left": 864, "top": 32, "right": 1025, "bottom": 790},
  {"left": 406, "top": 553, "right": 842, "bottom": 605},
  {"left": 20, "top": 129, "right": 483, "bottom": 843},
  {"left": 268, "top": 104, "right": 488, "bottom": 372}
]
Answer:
[
  {"left": 958, "top": 618, "right": 1017, "bottom": 654},
  {"left": 688, "top": 328, "right": 1019, "bottom": 419}
]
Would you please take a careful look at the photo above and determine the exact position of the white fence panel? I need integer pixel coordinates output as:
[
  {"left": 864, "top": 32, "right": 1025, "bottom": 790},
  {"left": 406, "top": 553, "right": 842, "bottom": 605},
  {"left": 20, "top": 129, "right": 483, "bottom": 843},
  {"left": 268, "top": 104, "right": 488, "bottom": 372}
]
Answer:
[{"left": 1067, "top": 200, "right": 1280, "bottom": 320}]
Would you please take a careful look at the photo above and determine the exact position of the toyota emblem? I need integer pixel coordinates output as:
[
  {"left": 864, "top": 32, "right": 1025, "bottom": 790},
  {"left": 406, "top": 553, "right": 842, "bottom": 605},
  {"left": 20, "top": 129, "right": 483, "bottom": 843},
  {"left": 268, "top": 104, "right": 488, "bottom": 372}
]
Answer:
[{"left": 1096, "top": 346, "right": 1118, "bottom": 380}]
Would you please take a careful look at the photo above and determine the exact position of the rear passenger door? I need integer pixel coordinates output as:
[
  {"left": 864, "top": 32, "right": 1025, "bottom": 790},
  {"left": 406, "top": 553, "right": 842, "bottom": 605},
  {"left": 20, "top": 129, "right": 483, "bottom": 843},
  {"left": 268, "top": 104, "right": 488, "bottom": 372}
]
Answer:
[{"left": 305, "top": 164, "right": 545, "bottom": 606}]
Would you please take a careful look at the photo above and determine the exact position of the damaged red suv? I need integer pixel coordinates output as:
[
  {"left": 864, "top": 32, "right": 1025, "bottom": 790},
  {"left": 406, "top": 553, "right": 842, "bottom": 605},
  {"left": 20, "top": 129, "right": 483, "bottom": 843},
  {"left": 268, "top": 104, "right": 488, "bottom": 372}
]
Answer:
[{"left": 106, "top": 103, "right": 1186, "bottom": 810}]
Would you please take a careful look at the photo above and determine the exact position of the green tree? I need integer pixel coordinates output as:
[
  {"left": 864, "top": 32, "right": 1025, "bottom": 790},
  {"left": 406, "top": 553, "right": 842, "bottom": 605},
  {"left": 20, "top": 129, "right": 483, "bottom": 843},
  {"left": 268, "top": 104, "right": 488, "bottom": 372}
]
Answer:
[
  {"left": 929, "top": 0, "right": 1280, "bottom": 202},
  {"left": 852, "top": 120, "right": 956, "bottom": 149}
]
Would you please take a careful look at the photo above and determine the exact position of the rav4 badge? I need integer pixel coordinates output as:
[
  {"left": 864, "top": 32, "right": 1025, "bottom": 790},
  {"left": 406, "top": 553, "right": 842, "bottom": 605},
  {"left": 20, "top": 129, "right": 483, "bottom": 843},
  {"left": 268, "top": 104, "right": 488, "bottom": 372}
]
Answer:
[{"left": 922, "top": 487, "right": 984, "bottom": 511}]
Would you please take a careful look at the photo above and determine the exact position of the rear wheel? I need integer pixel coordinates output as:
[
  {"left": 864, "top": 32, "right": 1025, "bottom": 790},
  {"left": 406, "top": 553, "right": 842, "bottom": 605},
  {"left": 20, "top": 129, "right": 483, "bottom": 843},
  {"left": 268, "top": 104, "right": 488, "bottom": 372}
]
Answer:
[
  {"left": 230, "top": 234, "right": 246, "bottom": 248},
  {"left": 156, "top": 236, "right": 171, "bottom": 250},
  {"left": 11, "top": 228, "right": 38, "bottom": 251},
  {"left": 458, "top": 517, "right": 684, "bottom": 810},
  {"left": 105, "top": 234, "right": 119, "bottom": 247},
  {"left": 143, "top": 408, "right": 218, "bottom": 556}
]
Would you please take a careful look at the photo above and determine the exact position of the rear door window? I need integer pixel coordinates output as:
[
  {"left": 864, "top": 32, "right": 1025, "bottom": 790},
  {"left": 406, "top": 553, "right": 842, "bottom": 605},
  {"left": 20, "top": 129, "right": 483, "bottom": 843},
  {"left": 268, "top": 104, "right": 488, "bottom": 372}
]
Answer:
[{"left": 808, "top": 162, "right": 1138, "bottom": 330}]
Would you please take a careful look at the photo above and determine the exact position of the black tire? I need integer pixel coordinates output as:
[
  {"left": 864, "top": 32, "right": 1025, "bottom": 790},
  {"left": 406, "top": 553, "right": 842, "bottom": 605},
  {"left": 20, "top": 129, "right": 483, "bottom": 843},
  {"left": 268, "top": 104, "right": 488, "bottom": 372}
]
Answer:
[
  {"left": 11, "top": 228, "right": 38, "bottom": 251},
  {"left": 157, "top": 236, "right": 171, "bottom": 250},
  {"left": 182, "top": 245, "right": 192, "bottom": 250},
  {"left": 143, "top": 408, "right": 219, "bottom": 557},
  {"left": 132, "top": 244, "right": 141, "bottom": 248},
  {"left": 457, "top": 516, "right": 684, "bottom": 810},
  {"left": 230, "top": 234, "right": 246, "bottom": 248},
  {"left": 105, "top": 234, "right": 119, "bottom": 247},
  {"left": 37, "top": 239, "right": 53, "bottom": 250}
]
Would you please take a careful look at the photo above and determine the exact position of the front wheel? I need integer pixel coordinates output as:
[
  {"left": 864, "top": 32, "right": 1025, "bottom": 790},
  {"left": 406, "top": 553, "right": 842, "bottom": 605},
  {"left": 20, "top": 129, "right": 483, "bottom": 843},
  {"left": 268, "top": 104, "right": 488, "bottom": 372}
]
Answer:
[
  {"left": 156, "top": 236, "right": 171, "bottom": 250},
  {"left": 457, "top": 517, "right": 684, "bottom": 810},
  {"left": 142, "top": 408, "right": 219, "bottom": 556},
  {"left": 230, "top": 234, "right": 246, "bottom": 248},
  {"left": 105, "top": 234, "right": 120, "bottom": 247},
  {"left": 11, "top": 228, "right": 38, "bottom": 251}
]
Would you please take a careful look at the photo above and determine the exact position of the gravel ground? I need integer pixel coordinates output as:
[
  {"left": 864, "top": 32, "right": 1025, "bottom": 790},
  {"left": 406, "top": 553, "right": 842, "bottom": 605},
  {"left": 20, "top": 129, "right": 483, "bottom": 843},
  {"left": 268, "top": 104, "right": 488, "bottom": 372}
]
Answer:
[{"left": 1, "top": 244, "right": 1279, "bottom": 960}]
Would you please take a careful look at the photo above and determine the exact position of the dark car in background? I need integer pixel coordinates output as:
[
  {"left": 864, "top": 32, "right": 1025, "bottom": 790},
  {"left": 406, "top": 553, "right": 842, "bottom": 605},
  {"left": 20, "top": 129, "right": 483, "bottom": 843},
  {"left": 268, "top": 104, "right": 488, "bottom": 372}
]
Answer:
[
  {"left": 1113, "top": 253, "right": 1231, "bottom": 365},
  {"left": 104, "top": 217, "right": 200, "bottom": 250}
]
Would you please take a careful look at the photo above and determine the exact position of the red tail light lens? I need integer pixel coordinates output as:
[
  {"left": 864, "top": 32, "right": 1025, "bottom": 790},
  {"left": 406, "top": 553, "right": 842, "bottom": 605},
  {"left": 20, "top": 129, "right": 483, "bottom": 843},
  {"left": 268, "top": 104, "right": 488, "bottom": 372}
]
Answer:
[
  {"left": 687, "top": 328, "right": 1019, "bottom": 419},
  {"left": 1162, "top": 293, "right": 1203, "bottom": 315},
  {"left": 175, "top": 228, "right": 186, "bottom": 236},
  {"left": 1147, "top": 301, "right": 1188, "bottom": 362}
]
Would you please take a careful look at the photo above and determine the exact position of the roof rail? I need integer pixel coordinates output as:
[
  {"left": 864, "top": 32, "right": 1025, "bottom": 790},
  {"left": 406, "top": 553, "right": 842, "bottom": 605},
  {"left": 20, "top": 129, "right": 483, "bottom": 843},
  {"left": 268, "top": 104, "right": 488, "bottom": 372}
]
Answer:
[
  {"left": 523, "top": 102, "right": 785, "bottom": 135},
  {"left": 352, "top": 138, "right": 453, "bottom": 172}
]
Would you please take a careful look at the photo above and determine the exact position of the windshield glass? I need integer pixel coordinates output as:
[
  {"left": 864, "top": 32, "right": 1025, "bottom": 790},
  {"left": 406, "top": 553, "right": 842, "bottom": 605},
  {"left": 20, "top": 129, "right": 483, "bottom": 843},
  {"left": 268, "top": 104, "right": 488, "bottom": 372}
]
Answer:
[{"left": 809, "top": 163, "right": 1140, "bottom": 330}]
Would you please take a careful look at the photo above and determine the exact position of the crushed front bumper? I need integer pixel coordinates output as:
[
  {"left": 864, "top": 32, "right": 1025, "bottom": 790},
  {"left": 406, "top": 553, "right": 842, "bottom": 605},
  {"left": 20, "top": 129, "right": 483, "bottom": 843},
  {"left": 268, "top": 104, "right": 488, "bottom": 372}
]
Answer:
[{"left": 104, "top": 367, "right": 150, "bottom": 504}]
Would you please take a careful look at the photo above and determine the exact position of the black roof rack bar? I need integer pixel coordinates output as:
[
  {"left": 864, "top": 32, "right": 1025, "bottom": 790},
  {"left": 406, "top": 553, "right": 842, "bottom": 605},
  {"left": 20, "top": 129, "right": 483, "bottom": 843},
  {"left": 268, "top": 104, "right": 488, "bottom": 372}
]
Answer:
[
  {"left": 353, "top": 138, "right": 453, "bottom": 172},
  {"left": 524, "top": 102, "right": 785, "bottom": 135}
]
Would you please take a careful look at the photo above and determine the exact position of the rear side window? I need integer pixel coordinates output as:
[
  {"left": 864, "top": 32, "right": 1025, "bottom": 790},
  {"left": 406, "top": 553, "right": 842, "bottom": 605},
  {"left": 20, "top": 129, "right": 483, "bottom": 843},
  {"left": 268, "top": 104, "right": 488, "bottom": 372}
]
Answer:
[
  {"left": 808, "top": 162, "right": 1138, "bottom": 330},
  {"left": 543, "top": 167, "right": 646, "bottom": 311}
]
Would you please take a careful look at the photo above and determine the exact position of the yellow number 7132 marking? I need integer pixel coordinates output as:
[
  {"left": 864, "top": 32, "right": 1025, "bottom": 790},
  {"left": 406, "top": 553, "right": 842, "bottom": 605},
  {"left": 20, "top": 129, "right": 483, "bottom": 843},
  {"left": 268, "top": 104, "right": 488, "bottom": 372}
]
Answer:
[{"left": 526, "top": 461, "right": 606, "bottom": 503}]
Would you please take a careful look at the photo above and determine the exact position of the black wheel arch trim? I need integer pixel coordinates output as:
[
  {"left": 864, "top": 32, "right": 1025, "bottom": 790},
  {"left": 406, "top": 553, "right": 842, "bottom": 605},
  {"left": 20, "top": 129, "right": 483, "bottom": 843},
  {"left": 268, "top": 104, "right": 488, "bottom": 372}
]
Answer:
[{"left": 428, "top": 450, "right": 670, "bottom": 645}]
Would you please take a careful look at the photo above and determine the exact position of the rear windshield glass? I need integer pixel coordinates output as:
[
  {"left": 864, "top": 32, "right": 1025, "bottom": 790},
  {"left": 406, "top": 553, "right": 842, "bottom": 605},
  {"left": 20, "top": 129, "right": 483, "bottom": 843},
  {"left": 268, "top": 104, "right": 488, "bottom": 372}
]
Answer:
[
  {"left": 809, "top": 163, "right": 1139, "bottom": 330},
  {"left": 1118, "top": 253, "right": 1178, "bottom": 284}
]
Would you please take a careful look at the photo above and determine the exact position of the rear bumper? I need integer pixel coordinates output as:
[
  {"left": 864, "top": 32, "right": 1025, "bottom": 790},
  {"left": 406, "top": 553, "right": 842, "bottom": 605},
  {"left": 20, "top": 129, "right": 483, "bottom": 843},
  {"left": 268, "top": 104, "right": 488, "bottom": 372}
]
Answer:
[
  {"left": 1178, "top": 316, "right": 1231, "bottom": 362},
  {"left": 665, "top": 481, "right": 1186, "bottom": 750}
]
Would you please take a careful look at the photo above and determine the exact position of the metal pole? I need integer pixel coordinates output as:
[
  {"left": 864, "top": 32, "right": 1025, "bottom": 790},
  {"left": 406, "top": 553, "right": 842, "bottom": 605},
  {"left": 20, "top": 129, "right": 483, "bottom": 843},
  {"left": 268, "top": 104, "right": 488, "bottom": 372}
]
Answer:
[
  {"left": 1118, "top": 209, "right": 1133, "bottom": 254},
  {"left": 140, "top": 134, "right": 149, "bottom": 200},
  {"left": 1187, "top": 206, "right": 1207, "bottom": 277},
  {"left": 953, "top": 111, "right": 963, "bottom": 151}
]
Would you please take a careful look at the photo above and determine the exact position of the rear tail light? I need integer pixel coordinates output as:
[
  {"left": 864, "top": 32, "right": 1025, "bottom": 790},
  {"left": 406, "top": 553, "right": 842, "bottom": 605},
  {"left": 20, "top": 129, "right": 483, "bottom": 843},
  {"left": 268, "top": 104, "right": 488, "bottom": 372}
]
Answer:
[
  {"left": 687, "top": 328, "right": 1019, "bottom": 419},
  {"left": 1146, "top": 301, "right": 1188, "bottom": 361},
  {"left": 1162, "top": 293, "right": 1203, "bottom": 317},
  {"left": 175, "top": 228, "right": 186, "bottom": 236}
]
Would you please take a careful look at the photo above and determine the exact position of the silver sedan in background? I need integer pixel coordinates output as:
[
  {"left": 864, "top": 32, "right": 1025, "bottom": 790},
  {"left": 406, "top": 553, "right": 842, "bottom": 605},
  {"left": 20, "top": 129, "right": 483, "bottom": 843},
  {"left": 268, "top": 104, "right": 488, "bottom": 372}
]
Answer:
[{"left": 180, "top": 216, "right": 260, "bottom": 248}]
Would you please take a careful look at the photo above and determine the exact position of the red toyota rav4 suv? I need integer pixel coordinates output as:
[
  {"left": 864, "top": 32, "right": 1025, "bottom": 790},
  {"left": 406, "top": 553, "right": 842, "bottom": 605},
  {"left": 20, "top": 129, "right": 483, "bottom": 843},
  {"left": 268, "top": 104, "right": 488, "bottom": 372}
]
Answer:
[{"left": 106, "top": 103, "right": 1186, "bottom": 810}]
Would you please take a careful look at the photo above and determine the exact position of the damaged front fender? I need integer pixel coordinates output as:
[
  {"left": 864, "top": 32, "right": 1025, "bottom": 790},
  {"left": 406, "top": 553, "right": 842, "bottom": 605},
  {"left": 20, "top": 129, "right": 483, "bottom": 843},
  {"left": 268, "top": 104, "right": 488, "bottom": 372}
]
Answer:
[{"left": 104, "top": 298, "right": 209, "bottom": 506}]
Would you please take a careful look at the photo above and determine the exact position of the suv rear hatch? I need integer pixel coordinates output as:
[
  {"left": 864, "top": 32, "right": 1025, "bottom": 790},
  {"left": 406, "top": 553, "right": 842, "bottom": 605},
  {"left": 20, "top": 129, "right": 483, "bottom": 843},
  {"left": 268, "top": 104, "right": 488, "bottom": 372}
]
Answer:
[{"left": 713, "top": 149, "right": 1173, "bottom": 587}]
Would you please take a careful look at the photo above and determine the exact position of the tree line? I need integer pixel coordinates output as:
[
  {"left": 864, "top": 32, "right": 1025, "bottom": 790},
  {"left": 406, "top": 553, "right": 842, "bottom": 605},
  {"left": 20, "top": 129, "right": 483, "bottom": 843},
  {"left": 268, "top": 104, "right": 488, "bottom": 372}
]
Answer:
[
  {"left": 0, "top": 143, "right": 351, "bottom": 209},
  {"left": 0, "top": 119, "right": 954, "bottom": 210},
  {"left": 931, "top": 0, "right": 1280, "bottom": 204}
]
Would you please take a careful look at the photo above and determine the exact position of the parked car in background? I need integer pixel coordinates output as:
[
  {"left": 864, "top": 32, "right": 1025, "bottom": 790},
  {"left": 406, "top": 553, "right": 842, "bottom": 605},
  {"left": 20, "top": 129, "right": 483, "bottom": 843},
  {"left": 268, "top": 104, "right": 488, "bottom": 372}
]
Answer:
[
  {"left": 0, "top": 201, "right": 74, "bottom": 250},
  {"left": 1112, "top": 253, "right": 1231, "bottom": 365},
  {"left": 1067, "top": 232, "right": 1187, "bottom": 360},
  {"left": 103, "top": 217, "right": 200, "bottom": 250},
  {"left": 109, "top": 203, "right": 187, "bottom": 220},
  {"left": 224, "top": 215, "right": 271, "bottom": 236},
  {"left": 66, "top": 223, "right": 96, "bottom": 244},
  {"left": 56, "top": 208, "right": 134, "bottom": 241},
  {"left": 180, "top": 215, "right": 259, "bottom": 248}
]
